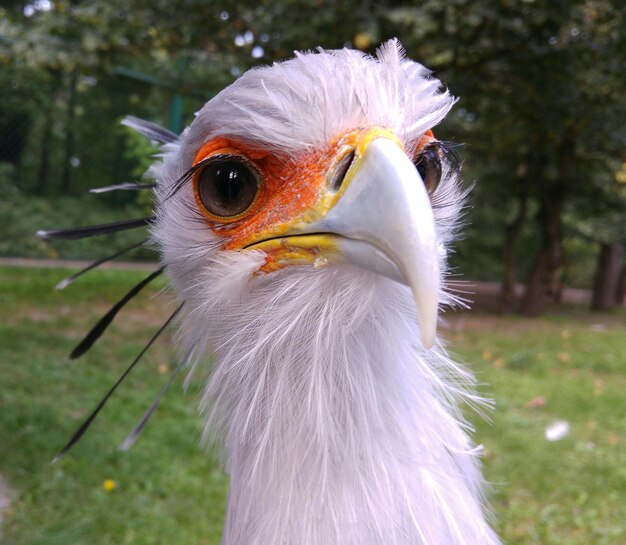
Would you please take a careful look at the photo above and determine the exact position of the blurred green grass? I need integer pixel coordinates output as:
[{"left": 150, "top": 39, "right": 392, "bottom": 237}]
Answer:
[{"left": 1, "top": 266, "right": 625, "bottom": 545}]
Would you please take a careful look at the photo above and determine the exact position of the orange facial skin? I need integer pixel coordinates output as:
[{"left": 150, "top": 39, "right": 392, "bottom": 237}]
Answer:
[
  {"left": 419, "top": 129, "right": 435, "bottom": 149},
  {"left": 192, "top": 128, "right": 437, "bottom": 252},
  {"left": 193, "top": 136, "right": 330, "bottom": 251},
  {"left": 257, "top": 244, "right": 326, "bottom": 274}
]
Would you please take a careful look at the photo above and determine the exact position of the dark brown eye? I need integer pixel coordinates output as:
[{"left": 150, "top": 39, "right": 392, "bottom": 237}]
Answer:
[
  {"left": 414, "top": 144, "right": 442, "bottom": 194},
  {"left": 196, "top": 159, "right": 260, "bottom": 219}
]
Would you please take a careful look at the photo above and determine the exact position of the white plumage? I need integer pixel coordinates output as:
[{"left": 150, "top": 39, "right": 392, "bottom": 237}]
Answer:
[{"left": 148, "top": 39, "right": 501, "bottom": 545}]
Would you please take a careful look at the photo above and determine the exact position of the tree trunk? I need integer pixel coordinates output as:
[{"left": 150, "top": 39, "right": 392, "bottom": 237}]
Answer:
[
  {"left": 37, "top": 103, "right": 54, "bottom": 192},
  {"left": 499, "top": 184, "right": 528, "bottom": 313},
  {"left": 37, "top": 72, "right": 61, "bottom": 192},
  {"left": 615, "top": 261, "right": 626, "bottom": 307},
  {"left": 61, "top": 69, "right": 78, "bottom": 194},
  {"left": 520, "top": 244, "right": 549, "bottom": 317},
  {"left": 547, "top": 241, "right": 565, "bottom": 304},
  {"left": 591, "top": 242, "right": 624, "bottom": 311},
  {"left": 520, "top": 192, "right": 565, "bottom": 316},
  {"left": 521, "top": 131, "right": 575, "bottom": 317}
]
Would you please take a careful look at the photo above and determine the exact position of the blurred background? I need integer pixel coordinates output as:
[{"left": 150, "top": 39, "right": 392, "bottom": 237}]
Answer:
[
  {"left": 1, "top": 0, "right": 625, "bottom": 312},
  {"left": 0, "top": 1, "right": 625, "bottom": 544}
]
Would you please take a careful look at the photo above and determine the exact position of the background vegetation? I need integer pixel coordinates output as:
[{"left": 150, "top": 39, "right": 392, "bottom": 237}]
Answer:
[{"left": 1, "top": 0, "right": 625, "bottom": 314}]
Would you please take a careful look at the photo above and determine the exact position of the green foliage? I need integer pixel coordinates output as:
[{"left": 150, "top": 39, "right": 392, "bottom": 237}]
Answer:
[
  {"left": 0, "top": 0, "right": 624, "bottom": 292},
  {"left": 0, "top": 164, "right": 49, "bottom": 257},
  {"left": 1, "top": 267, "right": 625, "bottom": 544},
  {"left": 390, "top": 0, "right": 626, "bottom": 296},
  {"left": 0, "top": 166, "right": 154, "bottom": 260},
  {"left": 121, "top": 126, "right": 159, "bottom": 181}
]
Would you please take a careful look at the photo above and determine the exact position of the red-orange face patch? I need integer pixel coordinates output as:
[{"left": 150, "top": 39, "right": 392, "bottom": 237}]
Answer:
[
  {"left": 192, "top": 137, "right": 330, "bottom": 250},
  {"left": 192, "top": 129, "right": 437, "bottom": 250}
]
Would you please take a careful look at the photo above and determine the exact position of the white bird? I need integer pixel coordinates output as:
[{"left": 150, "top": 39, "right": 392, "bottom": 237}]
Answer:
[{"left": 44, "top": 39, "right": 501, "bottom": 545}]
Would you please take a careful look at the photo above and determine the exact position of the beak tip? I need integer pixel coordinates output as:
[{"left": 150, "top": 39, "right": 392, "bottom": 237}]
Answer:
[
  {"left": 410, "top": 284, "right": 439, "bottom": 350},
  {"left": 420, "top": 328, "right": 436, "bottom": 350}
]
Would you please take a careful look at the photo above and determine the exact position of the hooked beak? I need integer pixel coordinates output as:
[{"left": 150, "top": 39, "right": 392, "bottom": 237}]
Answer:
[{"left": 246, "top": 132, "right": 440, "bottom": 348}]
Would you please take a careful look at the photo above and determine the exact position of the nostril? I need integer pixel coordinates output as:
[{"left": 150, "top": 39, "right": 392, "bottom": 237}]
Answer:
[{"left": 328, "top": 149, "right": 356, "bottom": 192}]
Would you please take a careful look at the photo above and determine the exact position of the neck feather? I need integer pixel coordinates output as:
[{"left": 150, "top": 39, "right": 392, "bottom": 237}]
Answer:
[{"left": 178, "top": 256, "right": 499, "bottom": 545}]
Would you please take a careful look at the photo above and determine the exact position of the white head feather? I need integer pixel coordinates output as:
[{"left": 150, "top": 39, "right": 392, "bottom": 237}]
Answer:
[{"left": 150, "top": 40, "right": 500, "bottom": 545}]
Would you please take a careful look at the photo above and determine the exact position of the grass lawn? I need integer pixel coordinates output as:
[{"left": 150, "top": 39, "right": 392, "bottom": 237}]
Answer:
[{"left": 1, "top": 265, "right": 625, "bottom": 545}]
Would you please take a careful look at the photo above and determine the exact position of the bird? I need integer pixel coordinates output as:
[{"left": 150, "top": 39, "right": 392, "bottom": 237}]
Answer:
[{"left": 40, "top": 39, "right": 501, "bottom": 545}]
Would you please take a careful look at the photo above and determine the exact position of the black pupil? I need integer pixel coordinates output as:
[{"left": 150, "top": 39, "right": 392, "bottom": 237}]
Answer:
[
  {"left": 197, "top": 160, "right": 258, "bottom": 217},
  {"left": 414, "top": 146, "right": 442, "bottom": 194},
  {"left": 416, "top": 160, "right": 428, "bottom": 182}
]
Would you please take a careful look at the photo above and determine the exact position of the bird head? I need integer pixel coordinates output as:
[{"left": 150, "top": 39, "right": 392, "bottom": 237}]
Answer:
[
  {"left": 153, "top": 40, "right": 463, "bottom": 354},
  {"left": 43, "top": 42, "right": 501, "bottom": 544}
]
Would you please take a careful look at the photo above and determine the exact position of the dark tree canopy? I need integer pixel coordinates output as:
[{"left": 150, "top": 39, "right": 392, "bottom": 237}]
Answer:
[{"left": 1, "top": 0, "right": 624, "bottom": 310}]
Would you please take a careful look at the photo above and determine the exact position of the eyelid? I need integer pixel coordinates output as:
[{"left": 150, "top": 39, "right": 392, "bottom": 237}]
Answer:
[
  {"left": 167, "top": 151, "right": 259, "bottom": 201},
  {"left": 193, "top": 145, "right": 246, "bottom": 166},
  {"left": 193, "top": 137, "right": 270, "bottom": 165},
  {"left": 193, "top": 135, "right": 243, "bottom": 164}
]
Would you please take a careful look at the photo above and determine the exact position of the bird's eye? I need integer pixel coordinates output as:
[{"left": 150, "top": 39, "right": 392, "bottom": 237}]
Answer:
[
  {"left": 414, "top": 144, "right": 442, "bottom": 194},
  {"left": 195, "top": 159, "right": 260, "bottom": 220}
]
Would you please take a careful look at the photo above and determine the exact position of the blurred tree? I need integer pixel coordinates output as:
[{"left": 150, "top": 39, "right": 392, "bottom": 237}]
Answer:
[
  {"left": 381, "top": 0, "right": 626, "bottom": 313},
  {"left": 1, "top": 0, "right": 624, "bottom": 312},
  {"left": 570, "top": 158, "right": 626, "bottom": 310}
]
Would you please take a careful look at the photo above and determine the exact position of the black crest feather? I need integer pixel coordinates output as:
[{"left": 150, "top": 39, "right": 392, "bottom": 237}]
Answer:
[
  {"left": 119, "top": 347, "right": 193, "bottom": 451},
  {"left": 70, "top": 266, "right": 165, "bottom": 359},
  {"left": 37, "top": 217, "right": 154, "bottom": 241},
  {"left": 89, "top": 182, "right": 157, "bottom": 194},
  {"left": 122, "top": 115, "right": 179, "bottom": 144},
  {"left": 56, "top": 238, "right": 150, "bottom": 290},
  {"left": 53, "top": 302, "right": 184, "bottom": 463}
]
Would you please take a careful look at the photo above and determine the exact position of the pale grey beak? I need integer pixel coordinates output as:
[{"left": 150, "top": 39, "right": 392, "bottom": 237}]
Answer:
[{"left": 308, "top": 138, "right": 441, "bottom": 348}]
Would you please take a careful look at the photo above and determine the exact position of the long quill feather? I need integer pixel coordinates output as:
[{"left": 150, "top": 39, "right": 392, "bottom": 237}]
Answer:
[
  {"left": 53, "top": 302, "right": 183, "bottom": 462},
  {"left": 119, "top": 347, "right": 194, "bottom": 451},
  {"left": 121, "top": 116, "right": 179, "bottom": 144},
  {"left": 89, "top": 182, "right": 157, "bottom": 194},
  {"left": 37, "top": 217, "right": 154, "bottom": 241},
  {"left": 70, "top": 266, "right": 165, "bottom": 359},
  {"left": 55, "top": 238, "right": 150, "bottom": 290}
]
